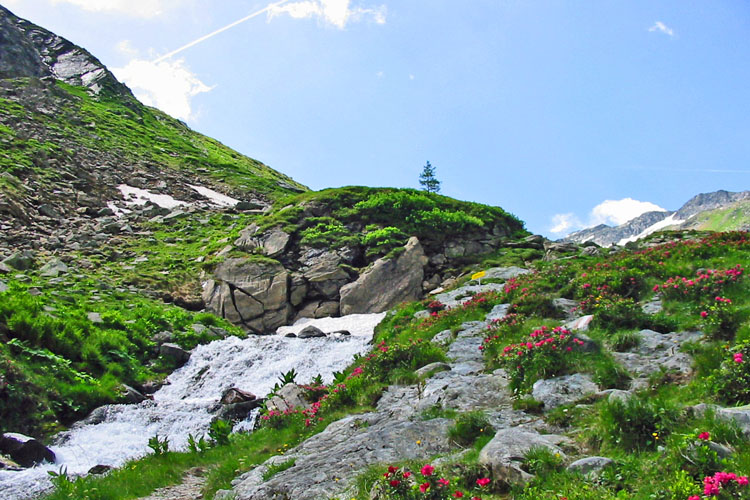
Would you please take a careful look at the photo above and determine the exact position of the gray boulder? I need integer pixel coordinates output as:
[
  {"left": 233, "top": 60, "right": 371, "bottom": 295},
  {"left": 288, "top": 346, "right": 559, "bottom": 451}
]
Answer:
[
  {"left": 483, "top": 266, "right": 530, "bottom": 281},
  {"left": 2, "top": 251, "right": 34, "bottom": 271},
  {"left": 479, "top": 428, "right": 566, "bottom": 485},
  {"left": 266, "top": 384, "right": 310, "bottom": 413},
  {"left": 39, "top": 257, "right": 68, "bottom": 277},
  {"left": 567, "top": 456, "right": 614, "bottom": 476},
  {"left": 220, "top": 388, "right": 257, "bottom": 404},
  {"left": 120, "top": 384, "right": 147, "bottom": 404},
  {"left": 553, "top": 298, "right": 579, "bottom": 320},
  {"left": 532, "top": 373, "right": 598, "bottom": 410},
  {"left": 203, "top": 258, "right": 290, "bottom": 333},
  {"left": 339, "top": 237, "right": 428, "bottom": 315},
  {"left": 262, "top": 228, "right": 290, "bottom": 257}
]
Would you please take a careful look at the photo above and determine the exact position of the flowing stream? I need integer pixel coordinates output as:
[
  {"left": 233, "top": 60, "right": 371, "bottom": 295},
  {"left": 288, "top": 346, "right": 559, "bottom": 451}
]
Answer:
[{"left": 0, "top": 313, "right": 385, "bottom": 500}]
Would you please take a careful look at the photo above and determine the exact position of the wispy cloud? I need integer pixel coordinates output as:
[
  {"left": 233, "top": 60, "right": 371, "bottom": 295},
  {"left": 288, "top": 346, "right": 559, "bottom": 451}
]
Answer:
[
  {"left": 50, "top": 0, "right": 180, "bottom": 18},
  {"left": 113, "top": 57, "right": 213, "bottom": 122},
  {"left": 267, "top": 0, "right": 386, "bottom": 29},
  {"left": 549, "top": 198, "right": 667, "bottom": 235},
  {"left": 649, "top": 21, "right": 675, "bottom": 37}
]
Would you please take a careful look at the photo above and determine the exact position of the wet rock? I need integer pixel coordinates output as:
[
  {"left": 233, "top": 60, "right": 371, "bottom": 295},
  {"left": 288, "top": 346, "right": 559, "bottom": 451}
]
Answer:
[
  {"left": 340, "top": 237, "right": 428, "bottom": 315},
  {"left": 120, "top": 384, "right": 147, "bottom": 404},
  {"left": 88, "top": 464, "right": 113, "bottom": 475},
  {"left": 220, "top": 388, "right": 257, "bottom": 405},
  {"left": 217, "top": 399, "right": 264, "bottom": 421},
  {"left": 297, "top": 325, "right": 326, "bottom": 339},
  {"left": 532, "top": 373, "right": 598, "bottom": 410},
  {"left": 159, "top": 343, "right": 191, "bottom": 366},
  {"left": 0, "top": 455, "right": 22, "bottom": 471},
  {"left": 479, "top": 428, "right": 566, "bottom": 486},
  {"left": 0, "top": 433, "right": 56, "bottom": 467}
]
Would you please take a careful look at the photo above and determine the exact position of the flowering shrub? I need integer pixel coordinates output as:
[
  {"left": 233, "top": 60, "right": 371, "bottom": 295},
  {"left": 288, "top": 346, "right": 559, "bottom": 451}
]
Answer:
[
  {"left": 710, "top": 342, "right": 750, "bottom": 405},
  {"left": 655, "top": 266, "right": 744, "bottom": 302},
  {"left": 372, "top": 464, "right": 491, "bottom": 499},
  {"left": 492, "top": 326, "right": 583, "bottom": 393},
  {"left": 478, "top": 313, "right": 525, "bottom": 359},
  {"left": 688, "top": 471, "right": 750, "bottom": 498},
  {"left": 701, "top": 296, "right": 740, "bottom": 339}
]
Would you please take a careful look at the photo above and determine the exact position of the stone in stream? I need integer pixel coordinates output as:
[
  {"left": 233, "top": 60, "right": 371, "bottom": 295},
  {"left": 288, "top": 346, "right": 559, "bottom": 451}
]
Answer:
[{"left": 0, "top": 433, "right": 56, "bottom": 468}]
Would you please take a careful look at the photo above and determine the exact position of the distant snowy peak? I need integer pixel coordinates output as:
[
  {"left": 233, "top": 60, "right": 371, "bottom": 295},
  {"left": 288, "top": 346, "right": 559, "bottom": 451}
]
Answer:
[{"left": 563, "top": 190, "right": 750, "bottom": 247}]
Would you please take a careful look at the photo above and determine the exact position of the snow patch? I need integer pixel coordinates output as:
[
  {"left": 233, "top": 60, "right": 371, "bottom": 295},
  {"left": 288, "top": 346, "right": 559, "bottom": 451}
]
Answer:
[
  {"left": 188, "top": 184, "right": 239, "bottom": 207},
  {"left": 618, "top": 214, "right": 684, "bottom": 246},
  {"left": 117, "top": 184, "right": 186, "bottom": 209}
]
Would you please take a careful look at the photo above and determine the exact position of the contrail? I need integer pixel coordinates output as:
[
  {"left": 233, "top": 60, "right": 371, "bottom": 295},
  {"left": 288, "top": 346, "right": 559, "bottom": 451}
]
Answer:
[{"left": 153, "top": 0, "right": 291, "bottom": 63}]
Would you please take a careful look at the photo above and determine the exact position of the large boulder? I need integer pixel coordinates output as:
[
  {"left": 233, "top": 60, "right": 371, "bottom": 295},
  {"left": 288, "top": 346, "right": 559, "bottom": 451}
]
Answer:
[
  {"left": 478, "top": 428, "right": 566, "bottom": 486},
  {"left": 203, "top": 258, "right": 290, "bottom": 333},
  {"left": 0, "top": 433, "right": 56, "bottom": 468},
  {"left": 532, "top": 373, "right": 598, "bottom": 410},
  {"left": 299, "top": 250, "right": 350, "bottom": 300},
  {"left": 266, "top": 384, "right": 310, "bottom": 413},
  {"left": 339, "top": 237, "right": 428, "bottom": 315}
]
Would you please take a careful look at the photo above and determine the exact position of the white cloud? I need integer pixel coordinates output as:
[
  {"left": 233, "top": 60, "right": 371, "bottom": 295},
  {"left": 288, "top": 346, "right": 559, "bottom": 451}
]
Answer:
[
  {"left": 376, "top": 71, "right": 384, "bottom": 78},
  {"left": 409, "top": 74, "right": 415, "bottom": 80},
  {"left": 50, "top": 0, "right": 180, "bottom": 18},
  {"left": 112, "top": 58, "right": 213, "bottom": 122},
  {"left": 268, "top": 0, "right": 386, "bottom": 29},
  {"left": 550, "top": 213, "right": 582, "bottom": 234},
  {"left": 549, "top": 198, "right": 667, "bottom": 235},
  {"left": 590, "top": 198, "right": 667, "bottom": 226},
  {"left": 115, "top": 40, "right": 139, "bottom": 58},
  {"left": 649, "top": 21, "right": 674, "bottom": 37}
]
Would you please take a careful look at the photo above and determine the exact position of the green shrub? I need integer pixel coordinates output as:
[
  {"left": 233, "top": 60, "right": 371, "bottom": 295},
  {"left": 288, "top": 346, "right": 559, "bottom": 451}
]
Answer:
[
  {"left": 448, "top": 411, "right": 491, "bottom": 446},
  {"left": 710, "top": 341, "right": 750, "bottom": 405},
  {"left": 595, "top": 393, "right": 681, "bottom": 451},
  {"left": 209, "top": 419, "right": 232, "bottom": 446},
  {"left": 362, "top": 225, "right": 408, "bottom": 257},
  {"left": 607, "top": 330, "right": 642, "bottom": 351},
  {"left": 522, "top": 446, "right": 564, "bottom": 476}
]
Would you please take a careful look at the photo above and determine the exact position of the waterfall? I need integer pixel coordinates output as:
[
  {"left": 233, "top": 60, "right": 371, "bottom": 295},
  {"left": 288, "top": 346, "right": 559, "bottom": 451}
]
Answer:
[{"left": 0, "top": 313, "right": 385, "bottom": 500}]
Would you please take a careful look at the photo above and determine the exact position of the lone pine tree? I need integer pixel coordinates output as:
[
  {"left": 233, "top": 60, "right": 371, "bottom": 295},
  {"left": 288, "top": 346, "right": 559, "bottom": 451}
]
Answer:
[{"left": 419, "top": 161, "right": 441, "bottom": 193}]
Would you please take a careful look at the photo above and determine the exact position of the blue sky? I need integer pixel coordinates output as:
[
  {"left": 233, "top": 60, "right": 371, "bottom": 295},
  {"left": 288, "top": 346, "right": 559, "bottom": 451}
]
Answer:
[{"left": 4, "top": 0, "right": 750, "bottom": 236}]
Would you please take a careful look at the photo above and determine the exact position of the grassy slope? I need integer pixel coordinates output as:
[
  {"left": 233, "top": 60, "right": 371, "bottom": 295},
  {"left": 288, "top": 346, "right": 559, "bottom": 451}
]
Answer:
[
  {"left": 38, "top": 230, "right": 750, "bottom": 500},
  {"left": 0, "top": 78, "right": 306, "bottom": 198},
  {"left": 682, "top": 200, "right": 750, "bottom": 232}
]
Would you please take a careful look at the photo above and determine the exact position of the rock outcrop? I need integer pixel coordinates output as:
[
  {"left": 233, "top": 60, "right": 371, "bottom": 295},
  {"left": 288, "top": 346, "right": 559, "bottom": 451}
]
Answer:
[{"left": 339, "top": 237, "right": 428, "bottom": 315}]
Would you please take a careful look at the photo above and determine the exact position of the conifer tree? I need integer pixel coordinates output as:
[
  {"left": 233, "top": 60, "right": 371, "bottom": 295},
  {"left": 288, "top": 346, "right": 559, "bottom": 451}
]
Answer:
[{"left": 419, "top": 161, "right": 441, "bottom": 193}]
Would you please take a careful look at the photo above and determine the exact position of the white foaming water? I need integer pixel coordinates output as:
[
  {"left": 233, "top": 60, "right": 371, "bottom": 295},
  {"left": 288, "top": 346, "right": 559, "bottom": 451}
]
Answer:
[{"left": 0, "top": 313, "right": 385, "bottom": 499}]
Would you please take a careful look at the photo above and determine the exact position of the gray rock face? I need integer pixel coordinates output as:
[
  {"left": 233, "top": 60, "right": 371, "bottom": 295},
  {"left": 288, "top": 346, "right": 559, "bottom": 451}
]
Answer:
[
  {"left": 299, "top": 250, "right": 349, "bottom": 300},
  {"left": 690, "top": 404, "right": 750, "bottom": 436},
  {"left": 203, "top": 258, "right": 290, "bottom": 333},
  {"left": 339, "top": 237, "right": 428, "bottom": 315},
  {"left": 611, "top": 329, "right": 702, "bottom": 379},
  {"left": 478, "top": 428, "right": 567, "bottom": 485},
  {"left": 261, "top": 228, "right": 290, "bottom": 257},
  {"left": 0, "top": 5, "right": 130, "bottom": 95},
  {"left": 532, "top": 373, "right": 598, "bottom": 410}
]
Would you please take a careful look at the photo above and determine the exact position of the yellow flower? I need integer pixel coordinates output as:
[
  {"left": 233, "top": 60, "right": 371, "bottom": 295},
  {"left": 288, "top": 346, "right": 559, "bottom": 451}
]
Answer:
[{"left": 416, "top": 440, "right": 422, "bottom": 445}]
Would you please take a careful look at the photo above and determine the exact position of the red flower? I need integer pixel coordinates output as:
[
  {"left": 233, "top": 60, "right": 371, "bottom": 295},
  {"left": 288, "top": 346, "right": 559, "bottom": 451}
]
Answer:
[
  {"left": 698, "top": 432, "right": 711, "bottom": 441},
  {"left": 700, "top": 311, "right": 708, "bottom": 318},
  {"left": 388, "top": 466, "right": 398, "bottom": 474},
  {"left": 421, "top": 464, "right": 435, "bottom": 476},
  {"left": 389, "top": 480, "right": 400, "bottom": 487},
  {"left": 476, "top": 478, "right": 491, "bottom": 487},
  {"left": 403, "top": 471, "right": 412, "bottom": 478},
  {"left": 419, "top": 482, "right": 430, "bottom": 493},
  {"left": 437, "top": 478, "right": 450, "bottom": 487},
  {"left": 453, "top": 491, "right": 464, "bottom": 498}
]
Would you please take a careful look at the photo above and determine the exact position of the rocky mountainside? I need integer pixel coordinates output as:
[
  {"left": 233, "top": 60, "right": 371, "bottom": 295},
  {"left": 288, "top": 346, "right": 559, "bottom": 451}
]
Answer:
[{"left": 563, "top": 190, "right": 750, "bottom": 246}]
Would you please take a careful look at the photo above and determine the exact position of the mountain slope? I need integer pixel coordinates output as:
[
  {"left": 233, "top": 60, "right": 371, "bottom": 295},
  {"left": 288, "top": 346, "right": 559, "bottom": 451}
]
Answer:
[{"left": 563, "top": 190, "right": 750, "bottom": 246}]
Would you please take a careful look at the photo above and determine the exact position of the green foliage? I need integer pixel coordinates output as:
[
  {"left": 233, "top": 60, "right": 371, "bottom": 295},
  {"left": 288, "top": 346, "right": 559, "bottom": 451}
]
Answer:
[
  {"left": 148, "top": 435, "right": 169, "bottom": 455},
  {"left": 208, "top": 419, "right": 232, "bottom": 446},
  {"left": 595, "top": 393, "right": 681, "bottom": 451},
  {"left": 607, "top": 330, "right": 642, "bottom": 351},
  {"left": 262, "top": 458, "right": 296, "bottom": 481},
  {"left": 447, "top": 411, "right": 491, "bottom": 446},
  {"left": 362, "top": 225, "right": 408, "bottom": 257},
  {"left": 710, "top": 341, "right": 750, "bottom": 405},
  {"left": 522, "top": 446, "right": 564, "bottom": 476}
]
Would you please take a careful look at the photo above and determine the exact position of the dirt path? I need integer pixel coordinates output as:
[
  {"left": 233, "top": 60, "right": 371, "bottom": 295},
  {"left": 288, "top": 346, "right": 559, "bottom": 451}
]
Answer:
[{"left": 138, "top": 467, "right": 207, "bottom": 500}]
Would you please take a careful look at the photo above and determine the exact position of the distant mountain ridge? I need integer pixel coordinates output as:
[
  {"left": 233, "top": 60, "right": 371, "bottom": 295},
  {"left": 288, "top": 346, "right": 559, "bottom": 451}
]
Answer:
[{"left": 563, "top": 190, "right": 750, "bottom": 246}]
